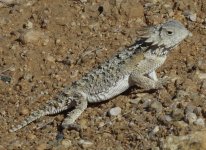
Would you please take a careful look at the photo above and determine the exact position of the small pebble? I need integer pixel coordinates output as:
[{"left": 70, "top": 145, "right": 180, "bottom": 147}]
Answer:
[
  {"left": 174, "top": 121, "right": 188, "bottom": 128},
  {"left": 61, "top": 139, "right": 72, "bottom": 148},
  {"left": 152, "top": 126, "right": 159, "bottom": 134},
  {"left": 36, "top": 143, "right": 47, "bottom": 150},
  {"left": 108, "top": 107, "right": 121, "bottom": 116},
  {"left": 184, "top": 11, "right": 197, "bottom": 22},
  {"left": 149, "top": 126, "right": 160, "bottom": 137},
  {"left": 12, "top": 140, "right": 22, "bottom": 149},
  {"left": 24, "top": 21, "right": 33, "bottom": 29},
  {"left": 27, "top": 133, "right": 36, "bottom": 140},
  {"left": 98, "top": 122, "right": 105, "bottom": 128},
  {"left": 19, "top": 30, "right": 45, "bottom": 44},
  {"left": 185, "top": 105, "right": 195, "bottom": 114},
  {"left": 55, "top": 38, "right": 61, "bottom": 45},
  {"left": 150, "top": 101, "right": 163, "bottom": 112},
  {"left": 152, "top": 147, "right": 160, "bottom": 150},
  {"left": 79, "top": 119, "right": 88, "bottom": 129},
  {"left": 197, "top": 73, "right": 206, "bottom": 80},
  {"left": 20, "top": 108, "right": 29, "bottom": 115},
  {"left": 159, "top": 115, "right": 172, "bottom": 124},
  {"left": 189, "top": 13, "right": 197, "bottom": 22},
  {"left": 142, "top": 99, "right": 152, "bottom": 108},
  {"left": 46, "top": 55, "right": 55, "bottom": 63},
  {"left": 194, "top": 107, "right": 202, "bottom": 116},
  {"left": 0, "top": 75, "right": 11, "bottom": 83},
  {"left": 80, "top": 0, "right": 87, "bottom": 2},
  {"left": 194, "top": 118, "right": 205, "bottom": 127},
  {"left": 172, "top": 108, "right": 184, "bottom": 121},
  {"left": 78, "top": 139, "right": 93, "bottom": 148},
  {"left": 24, "top": 73, "right": 33, "bottom": 81},
  {"left": 185, "top": 112, "right": 197, "bottom": 124},
  {"left": 201, "top": 80, "right": 206, "bottom": 92}
]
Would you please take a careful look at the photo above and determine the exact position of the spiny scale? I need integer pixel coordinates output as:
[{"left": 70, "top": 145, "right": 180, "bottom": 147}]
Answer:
[{"left": 10, "top": 20, "right": 191, "bottom": 132}]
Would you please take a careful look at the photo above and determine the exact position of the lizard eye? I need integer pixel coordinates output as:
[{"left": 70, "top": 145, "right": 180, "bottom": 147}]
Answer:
[{"left": 166, "top": 30, "right": 174, "bottom": 36}]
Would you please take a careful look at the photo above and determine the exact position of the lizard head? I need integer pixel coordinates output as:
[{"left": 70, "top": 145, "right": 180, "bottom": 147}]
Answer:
[{"left": 141, "top": 19, "right": 192, "bottom": 56}]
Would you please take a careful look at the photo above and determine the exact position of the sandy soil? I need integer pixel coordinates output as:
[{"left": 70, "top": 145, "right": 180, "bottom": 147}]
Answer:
[{"left": 0, "top": 0, "right": 206, "bottom": 149}]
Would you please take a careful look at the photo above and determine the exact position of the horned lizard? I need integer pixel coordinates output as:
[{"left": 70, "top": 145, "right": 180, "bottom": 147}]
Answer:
[{"left": 10, "top": 19, "right": 191, "bottom": 132}]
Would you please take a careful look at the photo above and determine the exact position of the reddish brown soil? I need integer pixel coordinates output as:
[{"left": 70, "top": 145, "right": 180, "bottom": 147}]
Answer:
[{"left": 0, "top": 0, "right": 206, "bottom": 149}]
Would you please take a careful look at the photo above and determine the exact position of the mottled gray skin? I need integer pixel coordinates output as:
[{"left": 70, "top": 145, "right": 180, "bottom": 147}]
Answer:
[{"left": 10, "top": 20, "right": 191, "bottom": 132}]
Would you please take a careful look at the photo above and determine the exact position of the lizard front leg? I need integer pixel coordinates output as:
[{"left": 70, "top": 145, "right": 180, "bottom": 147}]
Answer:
[
  {"left": 130, "top": 74, "right": 161, "bottom": 90},
  {"left": 129, "top": 56, "right": 168, "bottom": 90}
]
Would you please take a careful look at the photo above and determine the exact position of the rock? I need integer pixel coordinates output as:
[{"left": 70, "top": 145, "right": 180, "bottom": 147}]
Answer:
[
  {"left": 172, "top": 108, "right": 184, "bottom": 121},
  {"left": 108, "top": 107, "right": 121, "bottom": 116},
  {"left": 19, "top": 30, "right": 48, "bottom": 45},
  {"left": 197, "top": 72, "right": 206, "bottom": 80},
  {"left": 46, "top": 55, "right": 55, "bottom": 63},
  {"left": 152, "top": 147, "right": 160, "bottom": 150},
  {"left": 61, "top": 139, "right": 72, "bottom": 148},
  {"left": 24, "top": 21, "right": 33, "bottom": 29},
  {"left": 20, "top": 108, "right": 29, "bottom": 115},
  {"left": 189, "top": 13, "right": 197, "bottom": 22},
  {"left": 162, "top": 130, "right": 206, "bottom": 150},
  {"left": 194, "top": 118, "right": 205, "bottom": 127},
  {"left": 185, "top": 105, "right": 195, "bottom": 114},
  {"left": 198, "top": 60, "right": 206, "bottom": 72},
  {"left": 80, "top": 0, "right": 87, "bottom": 2},
  {"left": 184, "top": 11, "right": 197, "bottom": 22},
  {"left": 201, "top": 80, "right": 206, "bottom": 89},
  {"left": 194, "top": 107, "right": 202, "bottom": 116},
  {"left": 152, "top": 126, "right": 159, "bottom": 134},
  {"left": 98, "top": 122, "right": 105, "bottom": 128},
  {"left": 78, "top": 139, "right": 93, "bottom": 148},
  {"left": 185, "top": 112, "right": 197, "bottom": 124},
  {"left": 176, "top": 90, "right": 189, "bottom": 98},
  {"left": 27, "top": 133, "right": 36, "bottom": 140},
  {"left": 174, "top": 121, "right": 188, "bottom": 128},
  {"left": 150, "top": 101, "right": 163, "bottom": 112},
  {"left": 36, "top": 143, "right": 47, "bottom": 150},
  {"left": 11, "top": 140, "right": 22, "bottom": 149},
  {"left": 159, "top": 115, "right": 172, "bottom": 124},
  {"left": 142, "top": 99, "right": 152, "bottom": 108}
]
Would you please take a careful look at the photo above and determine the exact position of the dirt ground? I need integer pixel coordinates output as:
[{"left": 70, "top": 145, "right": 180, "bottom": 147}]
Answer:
[{"left": 0, "top": 0, "right": 206, "bottom": 149}]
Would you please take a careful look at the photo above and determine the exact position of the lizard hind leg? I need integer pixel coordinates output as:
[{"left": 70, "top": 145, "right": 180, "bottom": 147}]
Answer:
[{"left": 61, "top": 93, "right": 88, "bottom": 129}]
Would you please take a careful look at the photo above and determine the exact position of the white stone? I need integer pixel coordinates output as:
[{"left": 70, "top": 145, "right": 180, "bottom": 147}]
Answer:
[{"left": 108, "top": 107, "right": 121, "bottom": 116}]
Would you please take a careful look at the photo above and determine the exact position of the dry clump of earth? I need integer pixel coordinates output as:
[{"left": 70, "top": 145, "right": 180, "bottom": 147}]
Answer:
[{"left": 0, "top": 0, "right": 206, "bottom": 149}]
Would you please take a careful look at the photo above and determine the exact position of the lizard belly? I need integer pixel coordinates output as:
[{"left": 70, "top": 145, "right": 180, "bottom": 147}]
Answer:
[{"left": 87, "top": 75, "right": 130, "bottom": 103}]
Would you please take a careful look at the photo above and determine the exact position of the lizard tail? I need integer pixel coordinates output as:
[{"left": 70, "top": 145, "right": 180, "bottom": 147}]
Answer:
[
  {"left": 9, "top": 109, "right": 46, "bottom": 132},
  {"left": 9, "top": 96, "right": 76, "bottom": 132}
]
